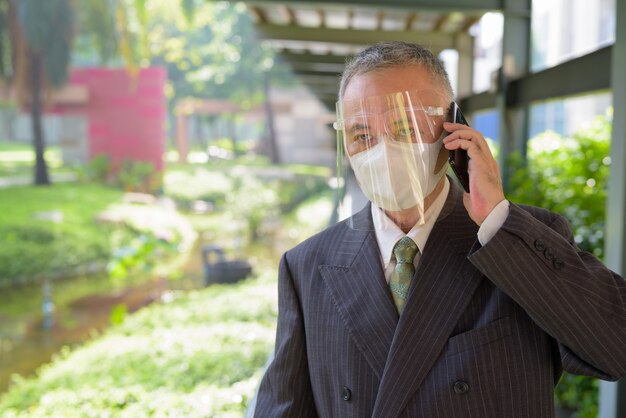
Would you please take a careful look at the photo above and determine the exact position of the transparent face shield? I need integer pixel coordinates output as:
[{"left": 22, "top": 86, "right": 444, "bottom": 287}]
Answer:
[{"left": 334, "top": 90, "right": 450, "bottom": 230}]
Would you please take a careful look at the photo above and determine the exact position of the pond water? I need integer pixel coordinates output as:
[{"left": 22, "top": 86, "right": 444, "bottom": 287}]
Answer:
[{"left": 0, "top": 250, "right": 205, "bottom": 394}]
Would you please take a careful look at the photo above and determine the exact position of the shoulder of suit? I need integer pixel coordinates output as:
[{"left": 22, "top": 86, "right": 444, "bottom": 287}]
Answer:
[{"left": 286, "top": 216, "right": 351, "bottom": 254}]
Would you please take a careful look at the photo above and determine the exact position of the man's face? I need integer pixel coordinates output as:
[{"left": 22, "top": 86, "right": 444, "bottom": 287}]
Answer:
[
  {"left": 335, "top": 64, "right": 451, "bottom": 215},
  {"left": 340, "top": 65, "right": 450, "bottom": 157}
]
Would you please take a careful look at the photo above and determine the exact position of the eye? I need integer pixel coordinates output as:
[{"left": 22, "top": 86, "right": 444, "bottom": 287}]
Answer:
[
  {"left": 392, "top": 125, "right": 417, "bottom": 140},
  {"left": 352, "top": 133, "right": 375, "bottom": 143},
  {"left": 397, "top": 126, "right": 415, "bottom": 137}
]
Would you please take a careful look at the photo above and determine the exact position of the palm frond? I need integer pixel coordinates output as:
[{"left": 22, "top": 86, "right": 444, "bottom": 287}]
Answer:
[
  {"left": 0, "top": 0, "right": 12, "bottom": 81},
  {"left": 182, "top": 0, "right": 196, "bottom": 26},
  {"left": 17, "top": 0, "right": 75, "bottom": 87}
]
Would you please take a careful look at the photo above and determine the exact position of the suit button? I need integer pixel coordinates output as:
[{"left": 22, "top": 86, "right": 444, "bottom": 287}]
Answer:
[
  {"left": 342, "top": 386, "right": 352, "bottom": 401},
  {"left": 453, "top": 380, "right": 469, "bottom": 395},
  {"left": 553, "top": 258, "right": 564, "bottom": 270},
  {"left": 534, "top": 239, "right": 546, "bottom": 252},
  {"left": 544, "top": 248, "right": 555, "bottom": 261}
]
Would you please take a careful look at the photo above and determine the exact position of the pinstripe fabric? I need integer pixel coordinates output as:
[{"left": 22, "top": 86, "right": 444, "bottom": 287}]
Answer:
[{"left": 254, "top": 180, "right": 626, "bottom": 418}]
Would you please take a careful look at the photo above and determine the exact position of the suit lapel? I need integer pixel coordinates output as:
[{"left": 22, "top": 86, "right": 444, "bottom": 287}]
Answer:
[
  {"left": 318, "top": 204, "right": 399, "bottom": 380},
  {"left": 372, "top": 181, "right": 485, "bottom": 418}
]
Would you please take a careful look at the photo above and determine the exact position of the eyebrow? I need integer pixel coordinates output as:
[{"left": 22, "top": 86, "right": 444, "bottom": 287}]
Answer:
[{"left": 347, "top": 123, "right": 368, "bottom": 133}]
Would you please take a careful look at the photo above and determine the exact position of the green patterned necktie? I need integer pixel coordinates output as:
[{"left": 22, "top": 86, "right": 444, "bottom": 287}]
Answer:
[{"left": 389, "top": 236, "right": 419, "bottom": 314}]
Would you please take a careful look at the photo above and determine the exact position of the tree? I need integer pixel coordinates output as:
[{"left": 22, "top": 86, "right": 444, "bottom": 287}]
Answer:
[
  {"left": 73, "top": 0, "right": 119, "bottom": 67},
  {"left": 0, "top": 0, "right": 292, "bottom": 180},
  {"left": 74, "top": 0, "right": 291, "bottom": 105},
  {"left": 0, "top": 0, "right": 75, "bottom": 185},
  {"left": 0, "top": 0, "right": 12, "bottom": 96},
  {"left": 144, "top": 1, "right": 292, "bottom": 160},
  {"left": 1, "top": 0, "right": 155, "bottom": 185}
]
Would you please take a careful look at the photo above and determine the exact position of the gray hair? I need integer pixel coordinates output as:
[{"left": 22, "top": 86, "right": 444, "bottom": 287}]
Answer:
[{"left": 338, "top": 41, "right": 454, "bottom": 101}]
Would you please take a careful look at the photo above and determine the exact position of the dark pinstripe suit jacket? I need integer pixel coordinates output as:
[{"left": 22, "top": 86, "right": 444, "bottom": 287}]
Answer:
[{"left": 255, "top": 181, "right": 626, "bottom": 418}]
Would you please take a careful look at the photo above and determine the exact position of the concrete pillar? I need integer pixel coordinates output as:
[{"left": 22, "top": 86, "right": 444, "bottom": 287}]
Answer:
[
  {"left": 600, "top": 0, "right": 626, "bottom": 416},
  {"left": 456, "top": 33, "right": 474, "bottom": 98},
  {"left": 497, "top": 0, "right": 531, "bottom": 191},
  {"left": 176, "top": 113, "right": 188, "bottom": 164}
]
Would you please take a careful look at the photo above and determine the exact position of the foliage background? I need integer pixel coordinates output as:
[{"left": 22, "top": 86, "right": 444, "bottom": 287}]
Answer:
[
  {"left": 74, "top": 0, "right": 293, "bottom": 108},
  {"left": 507, "top": 112, "right": 612, "bottom": 418}
]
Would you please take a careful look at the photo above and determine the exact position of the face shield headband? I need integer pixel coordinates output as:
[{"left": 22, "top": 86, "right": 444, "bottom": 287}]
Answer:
[{"left": 334, "top": 90, "right": 450, "bottom": 226}]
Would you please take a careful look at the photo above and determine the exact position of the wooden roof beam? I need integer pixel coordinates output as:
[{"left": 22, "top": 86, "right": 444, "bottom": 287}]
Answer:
[
  {"left": 255, "top": 23, "right": 455, "bottom": 50},
  {"left": 279, "top": 51, "right": 347, "bottom": 65},
  {"left": 433, "top": 14, "right": 450, "bottom": 31},
  {"left": 404, "top": 12, "right": 418, "bottom": 31},
  {"left": 244, "top": 0, "right": 503, "bottom": 13},
  {"left": 247, "top": 5, "right": 267, "bottom": 24},
  {"left": 282, "top": 5, "right": 296, "bottom": 25}
]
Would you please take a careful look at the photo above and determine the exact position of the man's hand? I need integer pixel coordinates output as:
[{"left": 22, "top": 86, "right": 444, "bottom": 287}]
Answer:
[{"left": 442, "top": 122, "right": 505, "bottom": 225}]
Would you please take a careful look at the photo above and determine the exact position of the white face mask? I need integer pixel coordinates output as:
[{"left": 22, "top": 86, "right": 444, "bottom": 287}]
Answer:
[{"left": 349, "top": 135, "right": 446, "bottom": 212}]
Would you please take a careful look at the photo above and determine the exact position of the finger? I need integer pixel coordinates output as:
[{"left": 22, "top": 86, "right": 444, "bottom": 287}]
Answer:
[
  {"left": 445, "top": 135, "right": 496, "bottom": 161},
  {"left": 443, "top": 121, "right": 468, "bottom": 132},
  {"left": 443, "top": 137, "right": 480, "bottom": 152},
  {"left": 443, "top": 129, "right": 486, "bottom": 146},
  {"left": 443, "top": 122, "right": 484, "bottom": 137},
  {"left": 443, "top": 139, "right": 484, "bottom": 161}
]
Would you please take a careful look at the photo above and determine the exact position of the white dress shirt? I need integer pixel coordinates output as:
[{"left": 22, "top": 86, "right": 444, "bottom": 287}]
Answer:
[{"left": 372, "top": 178, "right": 510, "bottom": 283}]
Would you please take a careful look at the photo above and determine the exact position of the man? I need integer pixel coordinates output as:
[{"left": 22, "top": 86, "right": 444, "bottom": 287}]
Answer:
[{"left": 254, "top": 41, "right": 626, "bottom": 417}]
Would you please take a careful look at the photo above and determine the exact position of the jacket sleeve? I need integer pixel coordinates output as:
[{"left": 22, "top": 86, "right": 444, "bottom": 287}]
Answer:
[
  {"left": 254, "top": 252, "right": 318, "bottom": 418},
  {"left": 468, "top": 204, "right": 626, "bottom": 381}
]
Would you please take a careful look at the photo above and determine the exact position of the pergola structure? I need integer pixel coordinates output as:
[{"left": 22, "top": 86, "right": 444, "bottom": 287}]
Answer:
[
  {"left": 173, "top": 98, "right": 263, "bottom": 163},
  {"left": 237, "top": 1, "right": 626, "bottom": 416}
]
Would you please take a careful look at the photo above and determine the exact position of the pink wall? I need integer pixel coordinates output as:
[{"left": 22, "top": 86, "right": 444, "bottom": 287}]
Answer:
[{"left": 69, "top": 67, "right": 166, "bottom": 171}]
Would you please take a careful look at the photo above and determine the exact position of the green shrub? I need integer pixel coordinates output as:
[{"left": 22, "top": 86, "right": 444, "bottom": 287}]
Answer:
[
  {"left": 117, "top": 159, "right": 158, "bottom": 193},
  {"left": 227, "top": 174, "right": 280, "bottom": 240},
  {"left": 165, "top": 162, "right": 332, "bottom": 242},
  {"left": 276, "top": 174, "right": 329, "bottom": 213},
  {"left": 509, "top": 117, "right": 610, "bottom": 258},
  {"left": 76, "top": 156, "right": 161, "bottom": 194},
  {"left": 0, "top": 273, "right": 278, "bottom": 417},
  {"left": 554, "top": 373, "right": 599, "bottom": 418},
  {"left": 0, "top": 223, "right": 110, "bottom": 281},
  {"left": 164, "top": 167, "right": 234, "bottom": 209},
  {"left": 508, "top": 113, "right": 611, "bottom": 417},
  {"left": 76, "top": 154, "right": 111, "bottom": 184}
]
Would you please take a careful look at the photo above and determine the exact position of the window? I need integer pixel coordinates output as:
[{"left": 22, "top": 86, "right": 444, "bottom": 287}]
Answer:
[{"left": 531, "top": 0, "right": 616, "bottom": 72}]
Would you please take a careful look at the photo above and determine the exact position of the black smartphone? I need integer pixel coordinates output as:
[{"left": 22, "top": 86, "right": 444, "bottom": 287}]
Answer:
[{"left": 447, "top": 102, "right": 470, "bottom": 193}]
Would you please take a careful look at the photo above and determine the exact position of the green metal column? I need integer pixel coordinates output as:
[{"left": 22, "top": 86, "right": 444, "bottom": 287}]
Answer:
[
  {"left": 497, "top": 0, "right": 530, "bottom": 191},
  {"left": 600, "top": 0, "right": 626, "bottom": 416}
]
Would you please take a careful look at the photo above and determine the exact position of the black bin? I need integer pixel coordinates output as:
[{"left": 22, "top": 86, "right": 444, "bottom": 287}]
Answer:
[{"left": 202, "top": 244, "right": 252, "bottom": 285}]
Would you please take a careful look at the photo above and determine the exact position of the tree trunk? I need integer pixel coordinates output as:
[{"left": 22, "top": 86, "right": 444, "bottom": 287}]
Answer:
[
  {"left": 30, "top": 51, "right": 50, "bottom": 185},
  {"left": 229, "top": 115, "right": 239, "bottom": 156},
  {"left": 263, "top": 72, "right": 279, "bottom": 164}
]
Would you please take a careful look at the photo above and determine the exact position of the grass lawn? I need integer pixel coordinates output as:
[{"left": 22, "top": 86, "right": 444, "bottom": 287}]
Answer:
[
  {"left": 0, "top": 181, "right": 197, "bottom": 286},
  {"left": 0, "top": 142, "right": 65, "bottom": 178},
  {"left": 0, "top": 182, "right": 133, "bottom": 288},
  {"left": 0, "top": 271, "right": 278, "bottom": 418},
  {"left": 0, "top": 183, "right": 121, "bottom": 226},
  {"left": 0, "top": 183, "right": 125, "bottom": 284}
]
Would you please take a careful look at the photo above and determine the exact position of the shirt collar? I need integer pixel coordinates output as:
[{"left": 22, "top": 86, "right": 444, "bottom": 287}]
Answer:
[{"left": 372, "top": 177, "right": 450, "bottom": 269}]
